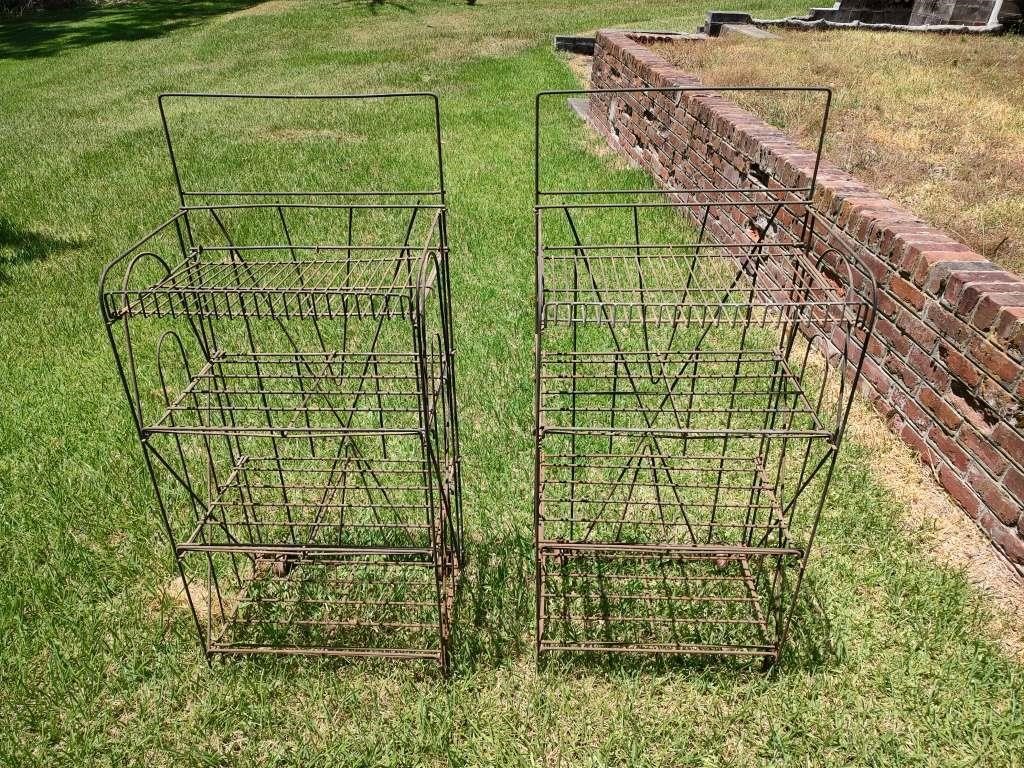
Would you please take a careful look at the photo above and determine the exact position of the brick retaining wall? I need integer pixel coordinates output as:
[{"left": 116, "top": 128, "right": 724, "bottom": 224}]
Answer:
[{"left": 588, "top": 30, "right": 1024, "bottom": 571}]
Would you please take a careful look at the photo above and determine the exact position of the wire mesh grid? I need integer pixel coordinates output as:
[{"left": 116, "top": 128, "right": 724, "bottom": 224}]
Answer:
[
  {"left": 100, "top": 93, "right": 462, "bottom": 672},
  {"left": 533, "top": 87, "right": 877, "bottom": 665}
]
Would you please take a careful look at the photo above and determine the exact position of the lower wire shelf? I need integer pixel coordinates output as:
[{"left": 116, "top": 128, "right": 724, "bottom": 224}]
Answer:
[
  {"left": 184, "top": 548, "right": 451, "bottom": 661},
  {"left": 536, "top": 546, "right": 782, "bottom": 659},
  {"left": 172, "top": 451, "right": 458, "bottom": 662}
]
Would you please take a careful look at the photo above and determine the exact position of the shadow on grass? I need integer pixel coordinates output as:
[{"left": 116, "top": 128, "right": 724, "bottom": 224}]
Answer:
[
  {"left": 450, "top": 519, "right": 841, "bottom": 675},
  {"left": 0, "top": 215, "right": 84, "bottom": 283},
  {"left": 452, "top": 524, "right": 535, "bottom": 672},
  {"left": 367, "top": 0, "right": 416, "bottom": 13},
  {"left": 0, "top": 0, "right": 429, "bottom": 60},
  {"left": 0, "top": 0, "right": 264, "bottom": 60}
]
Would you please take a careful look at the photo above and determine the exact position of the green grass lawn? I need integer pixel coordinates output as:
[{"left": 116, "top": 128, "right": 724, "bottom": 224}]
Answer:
[{"left": 1, "top": 1, "right": 1023, "bottom": 765}]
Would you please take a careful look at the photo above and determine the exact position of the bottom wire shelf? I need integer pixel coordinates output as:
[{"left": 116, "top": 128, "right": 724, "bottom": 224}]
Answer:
[
  {"left": 537, "top": 547, "right": 783, "bottom": 659},
  {"left": 182, "top": 549, "right": 453, "bottom": 662}
]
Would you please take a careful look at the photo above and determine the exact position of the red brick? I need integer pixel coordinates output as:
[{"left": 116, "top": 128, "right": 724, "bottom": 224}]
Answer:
[
  {"left": 907, "top": 347, "right": 949, "bottom": 389},
  {"left": 900, "top": 397, "right": 931, "bottom": 431},
  {"left": 938, "top": 463, "right": 982, "bottom": 518},
  {"left": 909, "top": 248, "right": 980, "bottom": 287},
  {"left": 898, "top": 310, "right": 938, "bottom": 351},
  {"left": 866, "top": 334, "right": 887, "bottom": 359},
  {"left": 967, "top": 467, "right": 1020, "bottom": 526},
  {"left": 859, "top": 356, "right": 891, "bottom": 398},
  {"left": 874, "top": 315, "right": 911, "bottom": 357},
  {"left": 875, "top": 292, "right": 899, "bottom": 319},
  {"left": 884, "top": 354, "right": 920, "bottom": 390},
  {"left": 1004, "top": 466, "right": 1024, "bottom": 505},
  {"left": 918, "top": 387, "right": 963, "bottom": 432},
  {"left": 957, "top": 424, "right": 1009, "bottom": 477},
  {"left": 866, "top": 387, "right": 895, "bottom": 418},
  {"left": 929, "top": 427, "right": 971, "bottom": 472},
  {"left": 879, "top": 221, "right": 915, "bottom": 260},
  {"left": 992, "top": 423, "right": 1024, "bottom": 469},
  {"left": 856, "top": 248, "right": 889, "bottom": 283},
  {"left": 956, "top": 281, "right": 1022, "bottom": 316},
  {"left": 994, "top": 305, "right": 1024, "bottom": 354},
  {"left": 973, "top": 293, "right": 1024, "bottom": 333},
  {"left": 970, "top": 339, "right": 1021, "bottom": 385},
  {"left": 899, "top": 420, "right": 931, "bottom": 462},
  {"left": 889, "top": 276, "right": 925, "bottom": 310},
  {"left": 978, "top": 510, "right": 1024, "bottom": 566},
  {"left": 937, "top": 344, "right": 982, "bottom": 388},
  {"left": 925, "top": 304, "right": 972, "bottom": 346},
  {"left": 942, "top": 268, "right": 1012, "bottom": 303}
]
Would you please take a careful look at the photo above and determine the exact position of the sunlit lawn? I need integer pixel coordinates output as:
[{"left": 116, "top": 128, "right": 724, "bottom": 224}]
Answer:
[{"left": 1, "top": 1, "right": 1022, "bottom": 765}]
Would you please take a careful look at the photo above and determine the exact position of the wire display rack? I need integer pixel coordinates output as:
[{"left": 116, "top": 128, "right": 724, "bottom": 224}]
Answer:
[
  {"left": 533, "top": 87, "right": 877, "bottom": 665},
  {"left": 100, "top": 93, "right": 462, "bottom": 672}
]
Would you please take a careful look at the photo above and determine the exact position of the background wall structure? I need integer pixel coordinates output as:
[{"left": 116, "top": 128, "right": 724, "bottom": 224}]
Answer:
[
  {"left": 798, "top": 0, "right": 1014, "bottom": 26},
  {"left": 587, "top": 30, "right": 1024, "bottom": 572},
  {"left": 812, "top": 0, "right": 917, "bottom": 24}
]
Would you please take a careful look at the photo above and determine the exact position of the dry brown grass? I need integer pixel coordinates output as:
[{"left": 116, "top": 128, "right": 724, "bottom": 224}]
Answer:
[
  {"left": 651, "top": 31, "right": 1024, "bottom": 276},
  {"left": 566, "top": 53, "right": 592, "bottom": 88},
  {"left": 845, "top": 395, "right": 1024, "bottom": 662}
]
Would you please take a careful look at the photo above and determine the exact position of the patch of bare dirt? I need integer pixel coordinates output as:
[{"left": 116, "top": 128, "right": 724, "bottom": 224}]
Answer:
[
  {"left": 566, "top": 53, "right": 591, "bottom": 89},
  {"left": 223, "top": 0, "right": 296, "bottom": 20},
  {"left": 269, "top": 127, "right": 367, "bottom": 143},
  {"left": 153, "top": 576, "right": 235, "bottom": 623}
]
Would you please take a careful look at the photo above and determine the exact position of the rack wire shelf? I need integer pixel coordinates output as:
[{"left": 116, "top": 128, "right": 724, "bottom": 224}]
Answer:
[
  {"left": 537, "top": 549, "right": 781, "bottom": 659},
  {"left": 533, "top": 86, "right": 877, "bottom": 666},
  {"left": 177, "top": 453, "right": 440, "bottom": 553},
  {"left": 144, "top": 350, "right": 440, "bottom": 438},
  {"left": 538, "top": 450, "right": 797, "bottom": 554},
  {"left": 193, "top": 549, "right": 447, "bottom": 662},
  {"left": 102, "top": 241, "right": 447, "bottom": 321},
  {"left": 101, "top": 93, "right": 462, "bottom": 673}
]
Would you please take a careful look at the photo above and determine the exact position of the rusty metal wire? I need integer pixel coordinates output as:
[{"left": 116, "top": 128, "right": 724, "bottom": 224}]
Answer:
[
  {"left": 100, "top": 93, "right": 462, "bottom": 673},
  {"left": 533, "top": 87, "right": 877, "bottom": 666}
]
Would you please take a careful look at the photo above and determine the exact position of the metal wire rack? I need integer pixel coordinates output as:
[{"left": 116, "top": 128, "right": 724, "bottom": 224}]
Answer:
[
  {"left": 100, "top": 93, "right": 462, "bottom": 672},
  {"left": 533, "top": 87, "right": 877, "bottom": 665}
]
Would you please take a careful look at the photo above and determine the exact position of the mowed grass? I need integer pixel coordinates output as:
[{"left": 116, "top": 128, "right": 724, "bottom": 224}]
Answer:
[
  {"left": 652, "top": 30, "right": 1024, "bottom": 276},
  {"left": 1, "top": 1, "right": 1023, "bottom": 765}
]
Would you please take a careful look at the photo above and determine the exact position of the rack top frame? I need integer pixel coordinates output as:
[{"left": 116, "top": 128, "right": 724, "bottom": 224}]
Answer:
[
  {"left": 158, "top": 92, "right": 447, "bottom": 207},
  {"left": 533, "top": 86, "right": 833, "bottom": 206}
]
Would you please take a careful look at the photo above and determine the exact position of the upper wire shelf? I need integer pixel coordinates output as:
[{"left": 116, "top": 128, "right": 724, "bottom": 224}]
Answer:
[
  {"left": 104, "top": 243, "right": 444, "bottom": 321},
  {"left": 539, "top": 239, "right": 864, "bottom": 327},
  {"left": 100, "top": 205, "right": 446, "bottom": 322}
]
